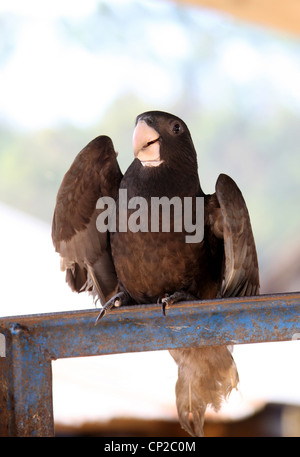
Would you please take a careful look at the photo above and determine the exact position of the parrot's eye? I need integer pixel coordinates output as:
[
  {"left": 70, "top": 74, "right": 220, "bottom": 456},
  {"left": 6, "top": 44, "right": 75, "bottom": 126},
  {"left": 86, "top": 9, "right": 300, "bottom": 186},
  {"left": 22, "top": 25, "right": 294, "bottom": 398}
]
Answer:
[{"left": 171, "top": 121, "right": 182, "bottom": 135}]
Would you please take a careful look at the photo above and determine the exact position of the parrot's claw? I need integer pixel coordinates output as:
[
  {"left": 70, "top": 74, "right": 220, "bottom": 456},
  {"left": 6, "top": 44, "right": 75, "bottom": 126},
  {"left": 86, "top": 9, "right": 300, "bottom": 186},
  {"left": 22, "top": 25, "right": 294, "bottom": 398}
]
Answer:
[
  {"left": 95, "top": 292, "right": 127, "bottom": 325},
  {"left": 158, "top": 291, "right": 196, "bottom": 316}
]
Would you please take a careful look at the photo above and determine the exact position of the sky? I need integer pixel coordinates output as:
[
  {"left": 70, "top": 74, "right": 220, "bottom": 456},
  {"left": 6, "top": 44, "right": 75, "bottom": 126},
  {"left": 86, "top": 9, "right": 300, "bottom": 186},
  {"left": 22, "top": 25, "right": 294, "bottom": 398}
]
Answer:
[
  {"left": 1, "top": 0, "right": 300, "bottom": 130},
  {"left": 0, "top": 0, "right": 187, "bottom": 128},
  {"left": 0, "top": 0, "right": 120, "bottom": 128}
]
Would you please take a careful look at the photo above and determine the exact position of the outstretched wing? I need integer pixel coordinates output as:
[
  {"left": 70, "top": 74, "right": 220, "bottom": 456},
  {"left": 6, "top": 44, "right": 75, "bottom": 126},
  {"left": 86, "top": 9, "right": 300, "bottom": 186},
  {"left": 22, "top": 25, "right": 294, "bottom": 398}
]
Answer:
[
  {"left": 52, "top": 135, "right": 123, "bottom": 305},
  {"left": 214, "top": 173, "right": 260, "bottom": 297}
]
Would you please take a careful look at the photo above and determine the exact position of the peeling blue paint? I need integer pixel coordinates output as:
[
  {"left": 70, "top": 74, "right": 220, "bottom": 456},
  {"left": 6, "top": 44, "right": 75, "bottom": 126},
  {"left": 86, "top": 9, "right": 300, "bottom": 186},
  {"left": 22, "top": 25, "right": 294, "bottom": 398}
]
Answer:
[{"left": 0, "top": 292, "right": 299, "bottom": 436}]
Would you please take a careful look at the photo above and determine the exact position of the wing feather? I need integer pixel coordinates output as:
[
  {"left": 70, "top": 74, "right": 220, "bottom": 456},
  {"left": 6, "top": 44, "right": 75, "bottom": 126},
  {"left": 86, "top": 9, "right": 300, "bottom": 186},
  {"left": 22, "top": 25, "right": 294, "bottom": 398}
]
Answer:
[
  {"left": 52, "top": 136, "right": 123, "bottom": 304},
  {"left": 215, "top": 173, "right": 259, "bottom": 298}
]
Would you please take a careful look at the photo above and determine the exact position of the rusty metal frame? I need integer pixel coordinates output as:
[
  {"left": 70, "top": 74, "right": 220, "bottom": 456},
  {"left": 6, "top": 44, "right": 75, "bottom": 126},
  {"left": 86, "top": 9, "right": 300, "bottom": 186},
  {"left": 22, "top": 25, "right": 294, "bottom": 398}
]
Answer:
[{"left": 0, "top": 292, "right": 299, "bottom": 436}]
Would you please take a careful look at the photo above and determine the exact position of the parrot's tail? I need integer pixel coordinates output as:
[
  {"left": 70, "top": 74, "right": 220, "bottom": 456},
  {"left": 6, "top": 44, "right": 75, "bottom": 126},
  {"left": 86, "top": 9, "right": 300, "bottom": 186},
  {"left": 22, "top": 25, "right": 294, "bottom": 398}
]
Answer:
[{"left": 169, "top": 346, "right": 239, "bottom": 437}]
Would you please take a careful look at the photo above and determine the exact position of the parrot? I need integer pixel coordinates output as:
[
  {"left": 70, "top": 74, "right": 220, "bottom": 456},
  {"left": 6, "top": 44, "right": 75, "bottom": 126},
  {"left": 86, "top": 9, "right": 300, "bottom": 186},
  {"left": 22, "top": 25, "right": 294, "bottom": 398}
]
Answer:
[{"left": 52, "top": 111, "right": 259, "bottom": 436}]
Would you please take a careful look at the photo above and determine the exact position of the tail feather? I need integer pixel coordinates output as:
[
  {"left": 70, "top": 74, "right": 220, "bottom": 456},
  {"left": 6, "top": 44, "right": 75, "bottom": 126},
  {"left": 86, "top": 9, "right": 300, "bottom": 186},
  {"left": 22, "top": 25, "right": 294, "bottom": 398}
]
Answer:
[{"left": 169, "top": 346, "right": 239, "bottom": 437}]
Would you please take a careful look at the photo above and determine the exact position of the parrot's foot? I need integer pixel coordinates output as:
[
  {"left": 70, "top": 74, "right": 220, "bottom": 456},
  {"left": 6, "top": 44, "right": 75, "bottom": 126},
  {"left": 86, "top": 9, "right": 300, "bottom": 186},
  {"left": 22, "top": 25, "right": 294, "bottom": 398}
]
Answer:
[
  {"left": 95, "top": 291, "right": 131, "bottom": 324},
  {"left": 157, "top": 291, "right": 196, "bottom": 316}
]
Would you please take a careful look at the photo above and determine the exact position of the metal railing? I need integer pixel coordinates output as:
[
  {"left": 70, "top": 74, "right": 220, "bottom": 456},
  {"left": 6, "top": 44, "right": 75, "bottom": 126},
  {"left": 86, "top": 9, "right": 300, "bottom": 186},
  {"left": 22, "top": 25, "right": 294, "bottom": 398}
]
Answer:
[{"left": 0, "top": 292, "right": 299, "bottom": 436}]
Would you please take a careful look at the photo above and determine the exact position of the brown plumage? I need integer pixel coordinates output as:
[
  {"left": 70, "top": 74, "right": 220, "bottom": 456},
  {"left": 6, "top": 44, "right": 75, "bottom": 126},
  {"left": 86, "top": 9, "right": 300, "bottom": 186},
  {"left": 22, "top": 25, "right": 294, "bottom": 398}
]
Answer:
[
  {"left": 52, "top": 111, "right": 259, "bottom": 437},
  {"left": 52, "top": 136, "right": 122, "bottom": 303}
]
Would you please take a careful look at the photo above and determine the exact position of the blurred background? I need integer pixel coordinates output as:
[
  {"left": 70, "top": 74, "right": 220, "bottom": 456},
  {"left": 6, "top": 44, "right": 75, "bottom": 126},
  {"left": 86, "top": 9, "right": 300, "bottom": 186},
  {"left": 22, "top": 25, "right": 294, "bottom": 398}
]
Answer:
[{"left": 0, "top": 0, "right": 299, "bottom": 436}]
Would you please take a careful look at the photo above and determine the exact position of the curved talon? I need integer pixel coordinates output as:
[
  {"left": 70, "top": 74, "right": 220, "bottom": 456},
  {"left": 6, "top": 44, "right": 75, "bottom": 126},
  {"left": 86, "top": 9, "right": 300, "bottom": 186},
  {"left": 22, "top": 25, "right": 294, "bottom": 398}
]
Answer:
[
  {"left": 94, "top": 292, "right": 129, "bottom": 325},
  {"left": 95, "top": 297, "right": 119, "bottom": 325},
  {"left": 95, "top": 308, "right": 106, "bottom": 325},
  {"left": 159, "top": 291, "right": 196, "bottom": 316},
  {"left": 161, "top": 296, "right": 170, "bottom": 316},
  {"left": 162, "top": 300, "right": 168, "bottom": 316},
  {"left": 157, "top": 294, "right": 170, "bottom": 316}
]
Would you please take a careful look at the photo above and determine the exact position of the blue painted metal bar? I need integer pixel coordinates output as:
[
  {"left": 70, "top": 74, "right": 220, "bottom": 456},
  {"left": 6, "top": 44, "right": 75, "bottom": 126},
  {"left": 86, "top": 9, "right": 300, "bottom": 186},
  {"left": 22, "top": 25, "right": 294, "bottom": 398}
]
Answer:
[
  {"left": 0, "top": 292, "right": 299, "bottom": 436},
  {"left": 0, "top": 323, "right": 53, "bottom": 436}
]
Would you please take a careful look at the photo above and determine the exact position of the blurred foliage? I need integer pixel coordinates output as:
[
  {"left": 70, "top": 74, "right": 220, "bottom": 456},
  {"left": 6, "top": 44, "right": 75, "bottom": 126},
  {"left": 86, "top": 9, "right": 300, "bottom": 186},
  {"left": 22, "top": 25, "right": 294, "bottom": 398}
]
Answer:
[{"left": 0, "top": 0, "right": 300, "bottom": 275}]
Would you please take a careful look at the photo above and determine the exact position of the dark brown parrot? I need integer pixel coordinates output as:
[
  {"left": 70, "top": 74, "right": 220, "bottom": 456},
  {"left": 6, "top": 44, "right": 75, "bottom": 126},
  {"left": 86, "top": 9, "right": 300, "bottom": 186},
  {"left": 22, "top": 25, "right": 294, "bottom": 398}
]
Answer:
[{"left": 52, "top": 111, "right": 259, "bottom": 437}]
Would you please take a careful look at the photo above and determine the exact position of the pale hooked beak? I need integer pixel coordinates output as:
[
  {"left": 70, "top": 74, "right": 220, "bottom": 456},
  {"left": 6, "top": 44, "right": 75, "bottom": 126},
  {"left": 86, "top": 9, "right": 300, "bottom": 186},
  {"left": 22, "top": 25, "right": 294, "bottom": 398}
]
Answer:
[{"left": 132, "top": 120, "right": 163, "bottom": 167}]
